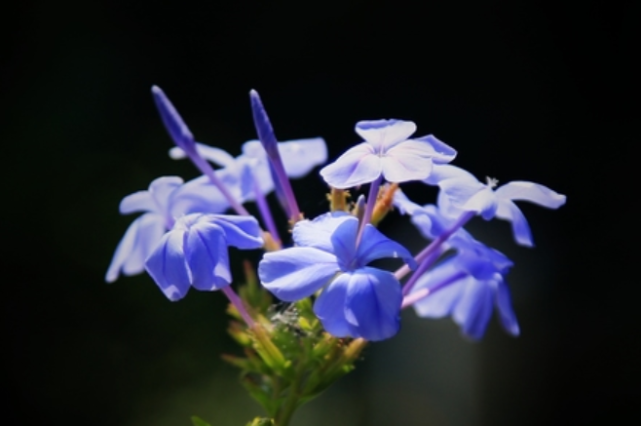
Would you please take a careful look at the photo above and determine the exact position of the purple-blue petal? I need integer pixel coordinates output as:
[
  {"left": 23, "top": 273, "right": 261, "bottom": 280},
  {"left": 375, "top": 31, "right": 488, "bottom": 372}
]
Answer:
[
  {"left": 145, "top": 229, "right": 191, "bottom": 301},
  {"left": 343, "top": 268, "right": 402, "bottom": 341},
  {"left": 494, "top": 279, "right": 520, "bottom": 336},
  {"left": 314, "top": 274, "right": 352, "bottom": 338},
  {"left": 185, "top": 223, "right": 231, "bottom": 291},
  {"left": 207, "top": 214, "right": 263, "bottom": 249},
  {"left": 258, "top": 247, "right": 339, "bottom": 301},
  {"left": 453, "top": 279, "right": 494, "bottom": 340},
  {"left": 356, "top": 225, "right": 416, "bottom": 269},
  {"left": 249, "top": 89, "right": 279, "bottom": 158},
  {"left": 495, "top": 199, "right": 534, "bottom": 247}
]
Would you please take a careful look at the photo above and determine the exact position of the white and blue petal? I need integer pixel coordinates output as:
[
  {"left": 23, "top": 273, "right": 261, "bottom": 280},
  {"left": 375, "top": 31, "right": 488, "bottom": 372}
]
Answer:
[
  {"left": 320, "top": 143, "right": 381, "bottom": 188},
  {"left": 382, "top": 140, "right": 435, "bottom": 182},
  {"left": 258, "top": 247, "right": 340, "bottom": 301},
  {"left": 495, "top": 181, "right": 566, "bottom": 209},
  {"left": 169, "top": 142, "right": 236, "bottom": 167},
  {"left": 119, "top": 176, "right": 183, "bottom": 215},
  {"left": 105, "top": 213, "right": 165, "bottom": 282},
  {"left": 355, "top": 119, "right": 416, "bottom": 151},
  {"left": 292, "top": 212, "right": 353, "bottom": 253},
  {"left": 495, "top": 199, "right": 534, "bottom": 247},
  {"left": 412, "top": 135, "right": 457, "bottom": 164}
]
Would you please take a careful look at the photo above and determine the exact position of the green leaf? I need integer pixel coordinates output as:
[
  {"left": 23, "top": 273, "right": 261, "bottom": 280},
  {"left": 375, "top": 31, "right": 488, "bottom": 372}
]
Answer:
[
  {"left": 245, "top": 418, "right": 274, "bottom": 426},
  {"left": 191, "top": 416, "right": 212, "bottom": 426}
]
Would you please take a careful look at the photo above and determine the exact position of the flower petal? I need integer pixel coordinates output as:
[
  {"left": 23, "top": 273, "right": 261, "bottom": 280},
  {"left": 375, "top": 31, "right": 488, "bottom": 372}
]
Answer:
[
  {"left": 356, "top": 225, "right": 416, "bottom": 268},
  {"left": 412, "top": 260, "right": 466, "bottom": 318},
  {"left": 185, "top": 223, "right": 231, "bottom": 291},
  {"left": 494, "top": 278, "right": 520, "bottom": 336},
  {"left": 119, "top": 176, "right": 183, "bottom": 215},
  {"left": 382, "top": 140, "right": 435, "bottom": 183},
  {"left": 277, "top": 138, "right": 328, "bottom": 178},
  {"left": 319, "top": 143, "right": 381, "bottom": 188},
  {"left": 169, "top": 142, "right": 236, "bottom": 167},
  {"left": 208, "top": 214, "right": 263, "bottom": 249},
  {"left": 453, "top": 278, "right": 494, "bottom": 340},
  {"left": 314, "top": 274, "right": 351, "bottom": 337},
  {"left": 495, "top": 199, "right": 534, "bottom": 247},
  {"left": 122, "top": 213, "right": 167, "bottom": 276},
  {"left": 413, "top": 135, "right": 457, "bottom": 164},
  {"left": 145, "top": 229, "right": 191, "bottom": 301},
  {"left": 105, "top": 213, "right": 166, "bottom": 283},
  {"left": 355, "top": 119, "right": 416, "bottom": 151},
  {"left": 292, "top": 212, "right": 353, "bottom": 253},
  {"left": 495, "top": 181, "right": 566, "bottom": 209},
  {"left": 258, "top": 247, "right": 339, "bottom": 301},
  {"left": 463, "top": 187, "right": 497, "bottom": 219},
  {"left": 425, "top": 164, "right": 477, "bottom": 186},
  {"left": 343, "top": 268, "right": 402, "bottom": 341}
]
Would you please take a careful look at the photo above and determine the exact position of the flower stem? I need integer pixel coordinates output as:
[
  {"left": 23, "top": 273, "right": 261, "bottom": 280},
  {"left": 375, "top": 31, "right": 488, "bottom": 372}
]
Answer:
[
  {"left": 394, "top": 211, "right": 475, "bottom": 281},
  {"left": 252, "top": 174, "right": 282, "bottom": 248},
  {"left": 187, "top": 152, "right": 250, "bottom": 216},
  {"left": 401, "top": 271, "right": 466, "bottom": 309},
  {"left": 222, "top": 286, "right": 255, "bottom": 327},
  {"left": 401, "top": 247, "right": 443, "bottom": 296}
]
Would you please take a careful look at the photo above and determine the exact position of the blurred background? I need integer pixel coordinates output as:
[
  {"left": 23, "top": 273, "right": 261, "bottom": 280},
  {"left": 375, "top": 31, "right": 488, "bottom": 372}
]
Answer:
[{"left": 3, "top": 1, "right": 638, "bottom": 425}]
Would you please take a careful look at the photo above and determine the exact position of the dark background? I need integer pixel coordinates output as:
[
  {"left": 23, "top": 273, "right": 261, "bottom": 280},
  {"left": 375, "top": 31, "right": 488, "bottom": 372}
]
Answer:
[{"left": 3, "top": 1, "right": 638, "bottom": 425}]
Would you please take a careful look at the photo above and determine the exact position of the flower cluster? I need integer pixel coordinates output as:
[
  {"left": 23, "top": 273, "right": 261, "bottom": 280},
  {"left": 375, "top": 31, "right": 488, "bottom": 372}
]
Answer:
[{"left": 107, "top": 86, "right": 566, "bottom": 342}]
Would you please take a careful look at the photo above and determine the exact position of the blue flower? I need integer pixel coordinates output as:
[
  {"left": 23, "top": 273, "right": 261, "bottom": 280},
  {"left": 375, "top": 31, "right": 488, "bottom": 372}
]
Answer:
[
  {"left": 105, "top": 176, "right": 238, "bottom": 283},
  {"left": 408, "top": 240, "right": 519, "bottom": 340},
  {"left": 320, "top": 119, "right": 456, "bottom": 189},
  {"left": 170, "top": 137, "right": 327, "bottom": 203},
  {"left": 393, "top": 188, "right": 474, "bottom": 248},
  {"left": 258, "top": 213, "right": 416, "bottom": 341},
  {"left": 428, "top": 165, "right": 567, "bottom": 246},
  {"left": 145, "top": 213, "right": 263, "bottom": 301}
]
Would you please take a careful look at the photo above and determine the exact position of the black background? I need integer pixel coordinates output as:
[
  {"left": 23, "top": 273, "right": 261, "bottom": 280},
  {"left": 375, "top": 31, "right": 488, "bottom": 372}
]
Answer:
[{"left": 3, "top": 1, "right": 638, "bottom": 425}]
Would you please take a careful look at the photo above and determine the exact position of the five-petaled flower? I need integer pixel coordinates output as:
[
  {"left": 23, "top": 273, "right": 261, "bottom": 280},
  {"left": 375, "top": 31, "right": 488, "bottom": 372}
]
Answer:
[
  {"left": 428, "top": 165, "right": 567, "bottom": 246},
  {"left": 145, "top": 213, "right": 263, "bottom": 301},
  {"left": 320, "top": 119, "right": 456, "bottom": 188},
  {"left": 409, "top": 239, "right": 519, "bottom": 340},
  {"left": 258, "top": 212, "right": 416, "bottom": 341}
]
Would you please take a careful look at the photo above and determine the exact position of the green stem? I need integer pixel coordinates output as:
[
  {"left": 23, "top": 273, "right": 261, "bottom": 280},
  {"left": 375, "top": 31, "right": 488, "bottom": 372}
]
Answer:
[{"left": 274, "top": 355, "right": 307, "bottom": 426}]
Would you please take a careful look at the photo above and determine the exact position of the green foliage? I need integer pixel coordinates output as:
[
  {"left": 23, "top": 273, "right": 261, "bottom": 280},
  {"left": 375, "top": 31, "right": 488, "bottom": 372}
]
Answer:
[
  {"left": 191, "top": 416, "right": 212, "bottom": 426},
  {"left": 222, "top": 262, "right": 368, "bottom": 426}
]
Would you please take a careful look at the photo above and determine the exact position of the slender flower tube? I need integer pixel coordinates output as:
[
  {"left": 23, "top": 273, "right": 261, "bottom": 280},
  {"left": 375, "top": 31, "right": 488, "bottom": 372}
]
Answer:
[
  {"left": 250, "top": 89, "right": 303, "bottom": 221},
  {"left": 152, "top": 86, "right": 249, "bottom": 216}
]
